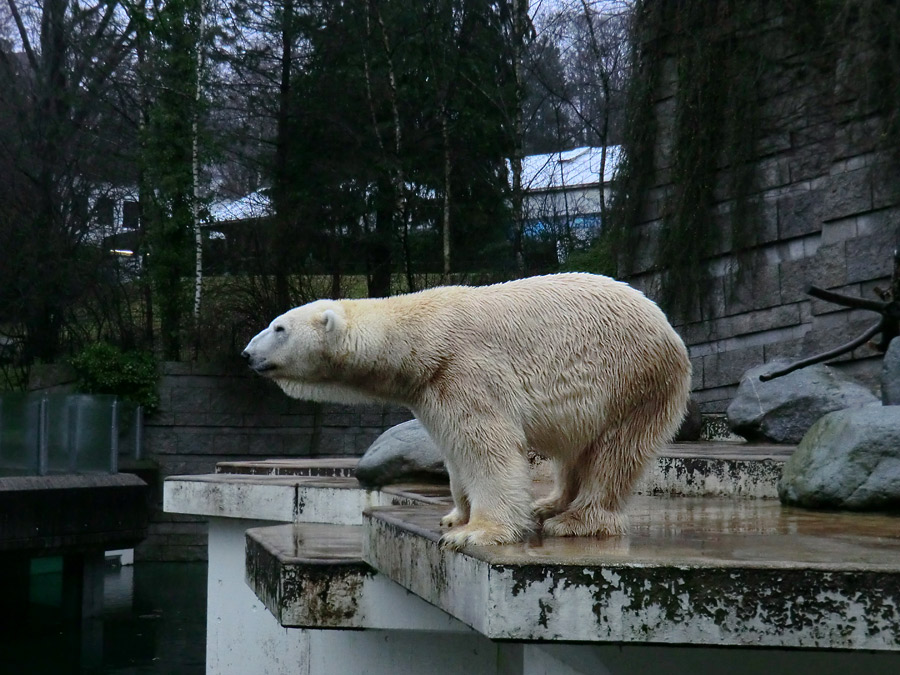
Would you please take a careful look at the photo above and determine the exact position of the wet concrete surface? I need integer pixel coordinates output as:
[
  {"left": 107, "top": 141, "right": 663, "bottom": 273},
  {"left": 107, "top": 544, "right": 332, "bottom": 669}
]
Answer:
[
  {"left": 660, "top": 442, "right": 794, "bottom": 461},
  {"left": 213, "top": 442, "right": 795, "bottom": 477},
  {"left": 209, "top": 453, "right": 900, "bottom": 649},
  {"left": 245, "top": 523, "right": 374, "bottom": 629},
  {"left": 246, "top": 523, "right": 363, "bottom": 563},
  {"left": 369, "top": 496, "right": 900, "bottom": 570}
]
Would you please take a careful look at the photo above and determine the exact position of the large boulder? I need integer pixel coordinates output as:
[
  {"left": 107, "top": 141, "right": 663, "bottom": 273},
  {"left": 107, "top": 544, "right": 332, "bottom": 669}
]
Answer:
[
  {"left": 355, "top": 419, "right": 447, "bottom": 487},
  {"left": 778, "top": 406, "right": 900, "bottom": 510},
  {"left": 726, "top": 361, "right": 878, "bottom": 443},
  {"left": 882, "top": 337, "right": 900, "bottom": 405}
]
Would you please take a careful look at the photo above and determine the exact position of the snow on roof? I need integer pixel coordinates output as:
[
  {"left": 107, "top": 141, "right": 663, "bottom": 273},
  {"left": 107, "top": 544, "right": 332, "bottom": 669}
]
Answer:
[
  {"left": 521, "top": 146, "right": 621, "bottom": 192},
  {"left": 209, "top": 146, "right": 621, "bottom": 223},
  {"left": 208, "top": 190, "right": 271, "bottom": 222}
]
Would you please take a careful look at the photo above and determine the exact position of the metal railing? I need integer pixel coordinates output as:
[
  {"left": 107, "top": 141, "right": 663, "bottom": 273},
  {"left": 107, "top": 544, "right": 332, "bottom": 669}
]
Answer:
[{"left": 0, "top": 393, "right": 143, "bottom": 477}]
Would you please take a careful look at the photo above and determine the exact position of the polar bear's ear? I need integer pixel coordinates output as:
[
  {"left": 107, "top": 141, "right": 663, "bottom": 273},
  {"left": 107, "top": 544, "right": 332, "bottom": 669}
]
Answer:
[{"left": 321, "top": 309, "right": 342, "bottom": 333}]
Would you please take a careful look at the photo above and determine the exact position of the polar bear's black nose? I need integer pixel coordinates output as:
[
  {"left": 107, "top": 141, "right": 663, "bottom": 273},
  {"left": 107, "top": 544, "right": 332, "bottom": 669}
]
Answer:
[{"left": 241, "top": 350, "right": 250, "bottom": 362}]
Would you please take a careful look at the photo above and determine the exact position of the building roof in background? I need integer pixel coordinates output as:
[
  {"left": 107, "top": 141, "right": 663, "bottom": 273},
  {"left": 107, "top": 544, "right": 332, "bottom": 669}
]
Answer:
[
  {"left": 209, "top": 190, "right": 271, "bottom": 223},
  {"left": 521, "top": 146, "right": 621, "bottom": 192},
  {"left": 209, "top": 146, "right": 620, "bottom": 222}
]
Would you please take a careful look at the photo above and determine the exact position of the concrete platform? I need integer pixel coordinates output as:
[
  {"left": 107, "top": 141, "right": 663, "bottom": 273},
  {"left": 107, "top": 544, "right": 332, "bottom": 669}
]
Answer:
[
  {"left": 164, "top": 447, "right": 900, "bottom": 674},
  {"left": 364, "top": 498, "right": 900, "bottom": 651},
  {"left": 0, "top": 473, "right": 149, "bottom": 554}
]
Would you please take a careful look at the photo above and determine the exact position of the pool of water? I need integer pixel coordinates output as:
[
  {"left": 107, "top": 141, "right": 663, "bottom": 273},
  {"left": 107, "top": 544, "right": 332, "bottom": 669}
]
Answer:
[{"left": 1, "top": 561, "right": 207, "bottom": 674}]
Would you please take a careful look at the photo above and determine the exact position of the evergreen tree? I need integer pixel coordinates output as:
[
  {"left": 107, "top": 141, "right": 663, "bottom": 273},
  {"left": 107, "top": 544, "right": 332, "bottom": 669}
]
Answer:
[{"left": 141, "top": 0, "right": 205, "bottom": 359}]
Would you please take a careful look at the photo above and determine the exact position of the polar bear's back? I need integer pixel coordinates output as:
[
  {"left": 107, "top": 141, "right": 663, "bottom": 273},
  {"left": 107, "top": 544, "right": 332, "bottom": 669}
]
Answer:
[
  {"left": 399, "top": 273, "right": 691, "bottom": 451},
  {"left": 415, "top": 273, "right": 681, "bottom": 365}
]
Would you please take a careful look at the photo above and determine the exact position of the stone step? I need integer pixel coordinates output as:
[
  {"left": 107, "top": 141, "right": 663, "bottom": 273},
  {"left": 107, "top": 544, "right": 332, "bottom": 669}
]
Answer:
[
  {"left": 216, "top": 457, "right": 358, "bottom": 477},
  {"left": 212, "top": 441, "right": 796, "bottom": 501},
  {"left": 245, "top": 522, "right": 471, "bottom": 633},
  {"left": 165, "top": 473, "right": 449, "bottom": 523}
]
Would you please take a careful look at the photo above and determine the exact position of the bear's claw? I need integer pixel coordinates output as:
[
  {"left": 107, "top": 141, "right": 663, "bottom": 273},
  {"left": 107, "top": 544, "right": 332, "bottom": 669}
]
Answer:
[
  {"left": 439, "top": 522, "right": 527, "bottom": 549},
  {"left": 440, "top": 508, "right": 469, "bottom": 529}
]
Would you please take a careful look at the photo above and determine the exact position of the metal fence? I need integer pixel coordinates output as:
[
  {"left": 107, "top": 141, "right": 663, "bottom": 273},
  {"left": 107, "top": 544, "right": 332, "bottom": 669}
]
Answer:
[{"left": 0, "top": 393, "right": 143, "bottom": 476}]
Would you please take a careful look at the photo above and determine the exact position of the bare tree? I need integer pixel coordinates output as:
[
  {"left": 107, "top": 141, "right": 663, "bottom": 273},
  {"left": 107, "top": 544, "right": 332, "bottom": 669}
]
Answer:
[
  {"left": 530, "top": 0, "right": 632, "bottom": 223},
  {"left": 0, "top": 0, "right": 144, "bottom": 363}
]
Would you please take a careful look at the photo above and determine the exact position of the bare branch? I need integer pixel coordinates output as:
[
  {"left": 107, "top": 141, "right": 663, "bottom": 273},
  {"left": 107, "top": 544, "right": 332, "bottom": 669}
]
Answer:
[
  {"left": 759, "top": 319, "right": 885, "bottom": 382},
  {"left": 5, "top": 0, "right": 37, "bottom": 70},
  {"left": 807, "top": 285, "right": 887, "bottom": 314}
]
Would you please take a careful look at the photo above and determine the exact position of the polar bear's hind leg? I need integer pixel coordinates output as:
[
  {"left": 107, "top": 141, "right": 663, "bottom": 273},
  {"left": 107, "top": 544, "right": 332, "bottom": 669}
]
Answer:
[{"left": 542, "top": 396, "right": 673, "bottom": 538}]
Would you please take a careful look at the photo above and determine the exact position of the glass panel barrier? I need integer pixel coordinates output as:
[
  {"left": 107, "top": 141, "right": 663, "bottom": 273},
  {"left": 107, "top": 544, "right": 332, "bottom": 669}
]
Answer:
[
  {"left": 0, "top": 393, "right": 42, "bottom": 476},
  {"left": 44, "top": 394, "right": 118, "bottom": 474},
  {"left": 68, "top": 394, "right": 118, "bottom": 474}
]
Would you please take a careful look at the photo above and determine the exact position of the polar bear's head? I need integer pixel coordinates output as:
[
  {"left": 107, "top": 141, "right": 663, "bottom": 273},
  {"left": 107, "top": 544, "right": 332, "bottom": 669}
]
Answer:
[{"left": 241, "top": 300, "right": 347, "bottom": 384}]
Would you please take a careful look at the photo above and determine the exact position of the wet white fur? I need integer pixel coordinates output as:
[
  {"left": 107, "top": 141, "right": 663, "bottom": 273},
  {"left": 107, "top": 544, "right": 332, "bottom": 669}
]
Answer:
[{"left": 242, "top": 273, "right": 692, "bottom": 549}]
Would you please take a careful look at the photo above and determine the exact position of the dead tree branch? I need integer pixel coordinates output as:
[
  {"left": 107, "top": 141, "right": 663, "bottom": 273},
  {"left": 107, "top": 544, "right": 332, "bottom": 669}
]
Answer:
[{"left": 759, "top": 248, "right": 900, "bottom": 382}]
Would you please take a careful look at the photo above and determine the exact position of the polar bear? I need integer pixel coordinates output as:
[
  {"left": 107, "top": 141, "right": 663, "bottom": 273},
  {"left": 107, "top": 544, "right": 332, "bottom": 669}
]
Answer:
[{"left": 242, "top": 273, "right": 691, "bottom": 549}]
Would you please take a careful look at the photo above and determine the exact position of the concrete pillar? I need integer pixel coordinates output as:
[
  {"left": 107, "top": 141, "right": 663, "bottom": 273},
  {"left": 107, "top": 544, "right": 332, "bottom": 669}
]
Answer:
[
  {"left": 207, "top": 517, "right": 515, "bottom": 675},
  {"left": 207, "top": 517, "right": 310, "bottom": 675},
  {"left": 0, "top": 555, "right": 31, "bottom": 631},
  {"left": 59, "top": 552, "right": 106, "bottom": 668},
  {"left": 62, "top": 551, "right": 105, "bottom": 620}
]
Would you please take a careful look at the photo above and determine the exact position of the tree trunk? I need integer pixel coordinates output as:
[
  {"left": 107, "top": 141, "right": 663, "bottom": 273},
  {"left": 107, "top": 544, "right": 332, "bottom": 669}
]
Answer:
[
  {"left": 368, "top": 178, "right": 394, "bottom": 298},
  {"left": 362, "top": 0, "right": 404, "bottom": 298},
  {"left": 273, "top": 0, "right": 295, "bottom": 312},
  {"left": 510, "top": 0, "right": 529, "bottom": 273},
  {"left": 441, "top": 111, "right": 452, "bottom": 278},
  {"left": 192, "top": 3, "right": 206, "bottom": 322}
]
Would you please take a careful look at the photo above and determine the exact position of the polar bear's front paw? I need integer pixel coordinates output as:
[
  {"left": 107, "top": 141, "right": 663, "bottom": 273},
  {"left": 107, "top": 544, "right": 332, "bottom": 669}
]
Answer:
[
  {"left": 439, "top": 521, "right": 523, "bottom": 550},
  {"left": 440, "top": 507, "right": 469, "bottom": 529}
]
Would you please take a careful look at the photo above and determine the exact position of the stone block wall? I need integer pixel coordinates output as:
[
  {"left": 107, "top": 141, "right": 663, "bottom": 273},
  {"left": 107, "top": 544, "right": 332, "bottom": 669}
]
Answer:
[{"left": 629, "top": 7, "right": 899, "bottom": 413}]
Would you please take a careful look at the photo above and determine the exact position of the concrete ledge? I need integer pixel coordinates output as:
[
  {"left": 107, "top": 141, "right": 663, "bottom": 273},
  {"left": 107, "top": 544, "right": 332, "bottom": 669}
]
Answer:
[
  {"left": 164, "top": 474, "right": 448, "bottom": 523},
  {"left": 635, "top": 456, "right": 785, "bottom": 498},
  {"left": 200, "top": 442, "right": 793, "bottom": 508},
  {"left": 0, "top": 473, "right": 149, "bottom": 554},
  {"left": 246, "top": 523, "right": 373, "bottom": 628},
  {"left": 216, "top": 458, "right": 359, "bottom": 477},
  {"left": 363, "top": 498, "right": 900, "bottom": 651},
  {"left": 245, "top": 523, "right": 472, "bottom": 633}
]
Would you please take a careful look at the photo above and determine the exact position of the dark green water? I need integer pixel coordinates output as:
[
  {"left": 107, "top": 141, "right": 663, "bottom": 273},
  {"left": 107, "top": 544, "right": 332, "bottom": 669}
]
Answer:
[{"left": 0, "top": 562, "right": 207, "bottom": 675}]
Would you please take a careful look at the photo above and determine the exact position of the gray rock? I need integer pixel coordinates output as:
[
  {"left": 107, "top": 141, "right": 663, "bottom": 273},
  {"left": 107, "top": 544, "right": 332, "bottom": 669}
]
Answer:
[
  {"left": 882, "top": 337, "right": 900, "bottom": 405},
  {"left": 355, "top": 419, "right": 447, "bottom": 487},
  {"left": 726, "top": 360, "right": 878, "bottom": 444},
  {"left": 779, "top": 406, "right": 900, "bottom": 510}
]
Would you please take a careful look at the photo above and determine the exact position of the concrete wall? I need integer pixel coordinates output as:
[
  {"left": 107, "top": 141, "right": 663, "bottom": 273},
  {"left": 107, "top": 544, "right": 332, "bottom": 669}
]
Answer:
[{"left": 628, "top": 7, "right": 899, "bottom": 413}]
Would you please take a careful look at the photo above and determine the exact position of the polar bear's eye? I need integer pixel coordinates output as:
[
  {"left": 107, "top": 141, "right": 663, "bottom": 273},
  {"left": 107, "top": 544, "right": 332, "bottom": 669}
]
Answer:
[{"left": 274, "top": 325, "right": 285, "bottom": 333}]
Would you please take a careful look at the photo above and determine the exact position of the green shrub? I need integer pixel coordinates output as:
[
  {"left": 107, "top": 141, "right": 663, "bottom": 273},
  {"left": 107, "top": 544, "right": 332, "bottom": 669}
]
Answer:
[{"left": 70, "top": 343, "right": 160, "bottom": 413}]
